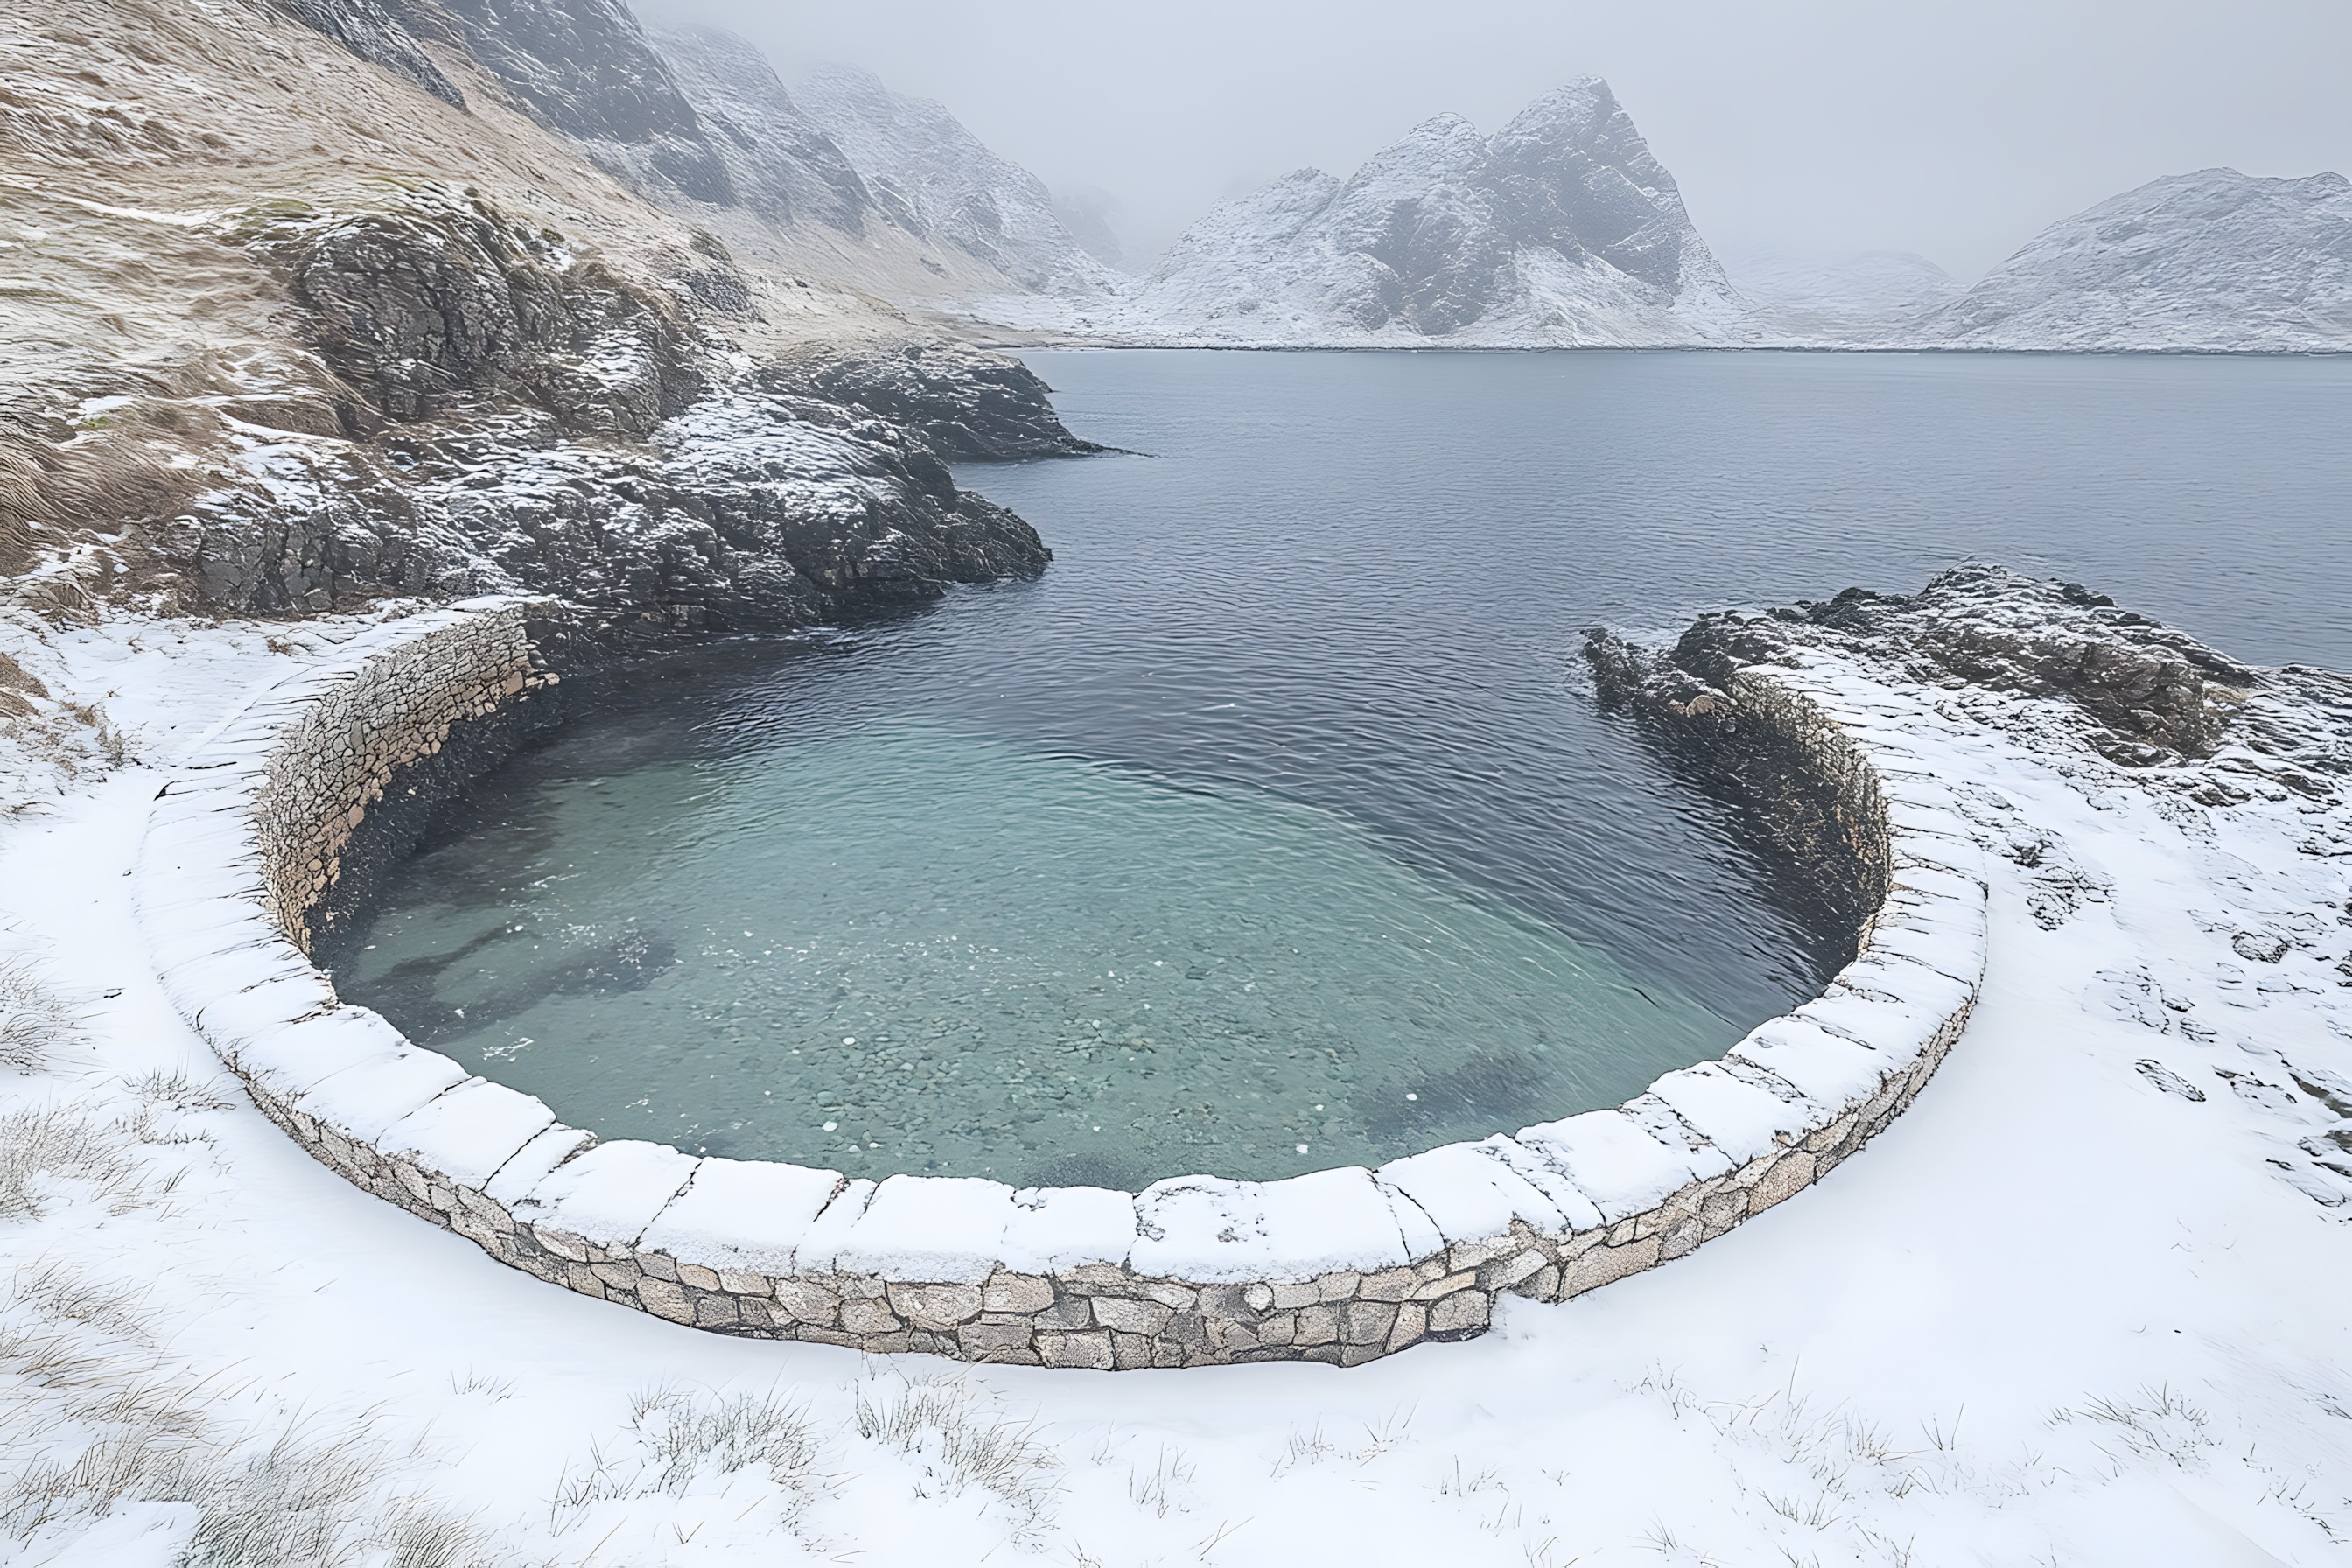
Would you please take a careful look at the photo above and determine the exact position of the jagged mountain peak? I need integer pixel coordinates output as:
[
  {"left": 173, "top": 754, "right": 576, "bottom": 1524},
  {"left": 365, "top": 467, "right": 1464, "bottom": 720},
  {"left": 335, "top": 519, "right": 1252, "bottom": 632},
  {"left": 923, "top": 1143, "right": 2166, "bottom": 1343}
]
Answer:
[{"left": 1073, "top": 80, "right": 1739, "bottom": 346}]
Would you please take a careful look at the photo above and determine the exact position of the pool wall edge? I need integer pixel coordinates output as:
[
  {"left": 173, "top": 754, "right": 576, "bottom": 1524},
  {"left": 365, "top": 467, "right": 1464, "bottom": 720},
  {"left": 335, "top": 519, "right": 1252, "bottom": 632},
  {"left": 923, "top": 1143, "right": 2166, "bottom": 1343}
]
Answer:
[{"left": 133, "top": 600, "right": 1987, "bottom": 1368}]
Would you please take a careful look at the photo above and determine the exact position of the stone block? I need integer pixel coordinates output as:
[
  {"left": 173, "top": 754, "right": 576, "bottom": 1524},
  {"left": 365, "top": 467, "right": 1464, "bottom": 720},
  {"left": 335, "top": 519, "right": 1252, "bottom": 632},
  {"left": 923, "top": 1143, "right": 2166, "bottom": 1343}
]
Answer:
[
  {"left": 957, "top": 1320, "right": 1034, "bottom": 1356},
  {"left": 1314, "top": 1270, "right": 1363, "bottom": 1303},
  {"left": 1386, "top": 1301, "right": 1428, "bottom": 1353},
  {"left": 1196, "top": 1284, "right": 1249, "bottom": 1318},
  {"left": 1699, "top": 1188, "right": 1748, "bottom": 1237},
  {"left": 1425, "top": 1291, "right": 1489, "bottom": 1338},
  {"left": 838, "top": 1298, "right": 904, "bottom": 1335},
  {"left": 1561, "top": 1236, "right": 1662, "bottom": 1298},
  {"left": 1270, "top": 1282, "right": 1318, "bottom": 1310},
  {"left": 1747, "top": 1152, "right": 1816, "bottom": 1213},
  {"left": 1111, "top": 1332, "right": 1153, "bottom": 1369},
  {"left": 1477, "top": 1250, "right": 1546, "bottom": 1293},
  {"left": 1037, "top": 1331, "right": 1115, "bottom": 1370},
  {"left": 1057, "top": 1263, "right": 1130, "bottom": 1293},
  {"left": 1242, "top": 1284, "right": 1275, "bottom": 1312},
  {"left": 773, "top": 1280, "right": 840, "bottom": 1326},
  {"left": 886, "top": 1282, "right": 984, "bottom": 1329},
  {"left": 1446, "top": 1235, "right": 1522, "bottom": 1272},
  {"left": 677, "top": 1263, "right": 723, "bottom": 1292},
  {"left": 983, "top": 1271, "right": 1054, "bottom": 1313},
  {"left": 638, "top": 1278, "right": 694, "bottom": 1325},
  {"left": 1359, "top": 1266, "right": 1418, "bottom": 1302},
  {"left": 1296, "top": 1305, "right": 1339, "bottom": 1347},
  {"left": 1340, "top": 1301, "right": 1397, "bottom": 1346},
  {"left": 1035, "top": 1295, "right": 1095, "bottom": 1330},
  {"left": 1092, "top": 1296, "right": 1174, "bottom": 1336}
]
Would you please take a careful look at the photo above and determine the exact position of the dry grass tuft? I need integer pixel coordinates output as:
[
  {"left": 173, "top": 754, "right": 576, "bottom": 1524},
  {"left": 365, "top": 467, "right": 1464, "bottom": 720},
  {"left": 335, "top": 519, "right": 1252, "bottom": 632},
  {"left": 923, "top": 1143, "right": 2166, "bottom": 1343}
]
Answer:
[
  {"left": 554, "top": 1385, "right": 826, "bottom": 1525},
  {"left": 852, "top": 1372, "right": 1064, "bottom": 1536},
  {"left": 0, "top": 956, "right": 77, "bottom": 1074}
]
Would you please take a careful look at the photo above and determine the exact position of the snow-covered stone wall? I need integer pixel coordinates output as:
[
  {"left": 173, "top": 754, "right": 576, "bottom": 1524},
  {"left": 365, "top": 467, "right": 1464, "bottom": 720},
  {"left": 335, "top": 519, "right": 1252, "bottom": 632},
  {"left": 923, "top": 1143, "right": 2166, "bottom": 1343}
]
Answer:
[{"left": 133, "top": 603, "right": 1985, "bottom": 1368}]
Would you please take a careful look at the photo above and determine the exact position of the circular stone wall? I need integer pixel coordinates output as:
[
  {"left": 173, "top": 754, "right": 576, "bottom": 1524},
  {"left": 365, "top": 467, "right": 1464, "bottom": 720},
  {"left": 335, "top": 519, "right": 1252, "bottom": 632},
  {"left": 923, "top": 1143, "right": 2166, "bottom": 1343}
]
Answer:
[{"left": 134, "top": 598, "right": 1986, "bottom": 1368}]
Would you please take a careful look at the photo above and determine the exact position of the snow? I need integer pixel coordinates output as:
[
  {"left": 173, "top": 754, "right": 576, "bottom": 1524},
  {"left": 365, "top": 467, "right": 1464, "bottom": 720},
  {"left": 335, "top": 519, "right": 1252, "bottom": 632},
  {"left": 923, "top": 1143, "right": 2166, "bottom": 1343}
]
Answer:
[
  {"left": 1129, "top": 1169, "right": 1412, "bottom": 1284},
  {"left": 963, "top": 78, "right": 1746, "bottom": 350},
  {"left": 3, "top": 593, "right": 2350, "bottom": 1563},
  {"left": 1916, "top": 169, "right": 2352, "bottom": 353}
]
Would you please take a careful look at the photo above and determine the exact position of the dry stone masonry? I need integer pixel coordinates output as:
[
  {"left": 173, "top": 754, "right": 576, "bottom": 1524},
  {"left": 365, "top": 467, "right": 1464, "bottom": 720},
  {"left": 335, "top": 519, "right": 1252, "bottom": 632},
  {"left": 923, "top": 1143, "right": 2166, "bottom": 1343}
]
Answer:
[{"left": 135, "top": 599, "right": 1986, "bottom": 1368}]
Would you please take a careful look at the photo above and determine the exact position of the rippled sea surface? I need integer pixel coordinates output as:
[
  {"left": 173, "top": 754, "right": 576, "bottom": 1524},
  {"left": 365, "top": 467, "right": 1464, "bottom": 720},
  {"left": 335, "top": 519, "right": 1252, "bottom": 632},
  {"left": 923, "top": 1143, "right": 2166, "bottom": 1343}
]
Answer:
[{"left": 328, "top": 350, "right": 2352, "bottom": 1186}]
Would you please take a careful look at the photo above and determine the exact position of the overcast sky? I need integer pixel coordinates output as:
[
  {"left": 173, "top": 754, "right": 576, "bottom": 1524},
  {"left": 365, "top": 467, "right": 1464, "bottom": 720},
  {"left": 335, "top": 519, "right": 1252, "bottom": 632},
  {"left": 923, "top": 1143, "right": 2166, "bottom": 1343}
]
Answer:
[{"left": 640, "top": 0, "right": 2350, "bottom": 282}]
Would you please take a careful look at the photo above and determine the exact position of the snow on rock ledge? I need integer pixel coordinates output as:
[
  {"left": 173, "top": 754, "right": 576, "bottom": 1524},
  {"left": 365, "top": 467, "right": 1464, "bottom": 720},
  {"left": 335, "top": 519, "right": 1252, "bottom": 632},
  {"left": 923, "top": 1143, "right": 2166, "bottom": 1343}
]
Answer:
[{"left": 132, "top": 598, "right": 1984, "bottom": 1368}]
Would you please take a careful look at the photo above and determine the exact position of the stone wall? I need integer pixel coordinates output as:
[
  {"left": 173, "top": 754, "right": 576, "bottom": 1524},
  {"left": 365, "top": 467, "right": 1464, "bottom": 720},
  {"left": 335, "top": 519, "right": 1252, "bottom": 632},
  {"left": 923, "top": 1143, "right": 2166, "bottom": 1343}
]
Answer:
[{"left": 135, "top": 606, "right": 1986, "bottom": 1368}]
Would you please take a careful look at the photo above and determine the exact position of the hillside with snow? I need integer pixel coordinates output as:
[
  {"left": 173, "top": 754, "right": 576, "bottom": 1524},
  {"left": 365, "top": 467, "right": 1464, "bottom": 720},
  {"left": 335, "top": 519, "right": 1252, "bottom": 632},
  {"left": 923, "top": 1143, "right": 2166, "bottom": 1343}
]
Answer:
[
  {"left": 1914, "top": 168, "right": 2352, "bottom": 353},
  {"left": 648, "top": 30, "right": 1115, "bottom": 306}
]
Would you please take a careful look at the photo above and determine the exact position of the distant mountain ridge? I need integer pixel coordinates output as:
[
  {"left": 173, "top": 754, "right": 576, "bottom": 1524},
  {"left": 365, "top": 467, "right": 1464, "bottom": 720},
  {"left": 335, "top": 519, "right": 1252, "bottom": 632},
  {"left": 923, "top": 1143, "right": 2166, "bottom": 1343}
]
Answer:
[
  {"left": 1915, "top": 169, "right": 2352, "bottom": 353},
  {"left": 267, "top": 1, "right": 2352, "bottom": 352}
]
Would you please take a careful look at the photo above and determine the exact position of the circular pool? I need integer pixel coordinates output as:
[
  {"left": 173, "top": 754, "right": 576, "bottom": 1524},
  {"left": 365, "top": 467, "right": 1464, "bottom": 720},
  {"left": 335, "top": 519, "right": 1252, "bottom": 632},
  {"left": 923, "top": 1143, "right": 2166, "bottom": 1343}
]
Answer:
[{"left": 324, "top": 704, "right": 1747, "bottom": 1187}]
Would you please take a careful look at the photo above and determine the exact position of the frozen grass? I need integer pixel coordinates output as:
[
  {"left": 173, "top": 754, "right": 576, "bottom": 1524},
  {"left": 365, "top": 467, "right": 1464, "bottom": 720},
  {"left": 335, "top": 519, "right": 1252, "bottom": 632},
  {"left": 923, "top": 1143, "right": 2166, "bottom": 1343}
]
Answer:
[
  {"left": 0, "top": 957, "right": 74, "bottom": 1074},
  {"left": 552, "top": 1384, "right": 825, "bottom": 1526},
  {"left": 851, "top": 1371, "right": 1064, "bottom": 1538}
]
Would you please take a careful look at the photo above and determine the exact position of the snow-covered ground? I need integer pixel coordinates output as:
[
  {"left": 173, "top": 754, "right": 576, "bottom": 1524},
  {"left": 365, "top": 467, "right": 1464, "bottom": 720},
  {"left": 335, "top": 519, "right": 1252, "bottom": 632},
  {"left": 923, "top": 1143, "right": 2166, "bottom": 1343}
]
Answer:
[{"left": 2, "top": 595, "right": 2348, "bottom": 1565}]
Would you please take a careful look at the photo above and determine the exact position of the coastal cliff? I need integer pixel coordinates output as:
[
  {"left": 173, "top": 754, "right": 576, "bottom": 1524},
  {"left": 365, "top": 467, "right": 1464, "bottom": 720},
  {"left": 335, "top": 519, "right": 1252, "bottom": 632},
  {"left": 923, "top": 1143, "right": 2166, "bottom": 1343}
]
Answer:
[{"left": 1, "top": 0, "right": 1078, "bottom": 635}]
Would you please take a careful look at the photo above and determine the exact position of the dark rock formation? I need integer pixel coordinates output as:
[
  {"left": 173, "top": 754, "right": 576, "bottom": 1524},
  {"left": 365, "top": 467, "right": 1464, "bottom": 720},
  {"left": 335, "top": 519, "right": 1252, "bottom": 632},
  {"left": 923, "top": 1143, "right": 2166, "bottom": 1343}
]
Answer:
[
  {"left": 1589, "top": 565, "right": 2260, "bottom": 768},
  {"left": 763, "top": 341, "right": 1104, "bottom": 460},
  {"left": 241, "top": 188, "right": 704, "bottom": 434},
  {"left": 647, "top": 26, "right": 879, "bottom": 237},
  {"left": 271, "top": 0, "right": 467, "bottom": 107},
  {"left": 148, "top": 188, "right": 1060, "bottom": 626}
]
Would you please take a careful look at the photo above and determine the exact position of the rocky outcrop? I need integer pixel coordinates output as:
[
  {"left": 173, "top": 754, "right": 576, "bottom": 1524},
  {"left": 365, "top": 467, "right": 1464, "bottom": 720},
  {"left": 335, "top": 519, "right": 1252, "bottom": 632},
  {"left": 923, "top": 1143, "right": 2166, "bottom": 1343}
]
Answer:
[
  {"left": 241, "top": 188, "right": 704, "bottom": 435},
  {"left": 763, "top": 341, "right": 1103, "bottom": 460},
  {"left": 147, "top": 187, "right": 1056, "bottom": 624},
  {"left": 1590, "top": 565, "right": 2260, "bottom": 769},
  {"left": 1918, "top": 169, "right": 2352, "bottom": 353},
  {"left": 645, "top": 26, "right": 880, "bottom": 238},
  {"left": 270, "top": 0, "right": 466, "bottom": 107},
  {"left": 374, "top": 0, "right": 735, "bottom": 204}
]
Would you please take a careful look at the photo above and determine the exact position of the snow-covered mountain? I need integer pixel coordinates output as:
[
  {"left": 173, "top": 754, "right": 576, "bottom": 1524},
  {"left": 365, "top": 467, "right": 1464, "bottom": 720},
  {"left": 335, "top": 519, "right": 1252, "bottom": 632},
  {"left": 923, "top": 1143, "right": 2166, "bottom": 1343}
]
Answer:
[
  {"left": 788, "top": 64, "right": 1116, "bottom": 298},
  {"left": 985, "top": 80, "right": 1744, "bottom": 347},
  {"left": 641, "top": 31, "right": 1114, "bottom": 305},
  {"left": 1916, "top": 169, "right": 2352, "bottom": 353}
]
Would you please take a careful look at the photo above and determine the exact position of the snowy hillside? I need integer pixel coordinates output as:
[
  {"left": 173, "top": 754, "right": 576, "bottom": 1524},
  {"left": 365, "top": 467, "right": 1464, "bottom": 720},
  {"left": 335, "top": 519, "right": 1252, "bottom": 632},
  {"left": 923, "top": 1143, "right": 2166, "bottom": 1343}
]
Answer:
[
  {"left": 789, "top": 64, "right": 1116, "bottom": 298},
  {"left": 979, "top": 80, "right": 1746, "bottom": 347},
  {"left": 1917, "top": 168, "right": 2352, "bottom": 353}
]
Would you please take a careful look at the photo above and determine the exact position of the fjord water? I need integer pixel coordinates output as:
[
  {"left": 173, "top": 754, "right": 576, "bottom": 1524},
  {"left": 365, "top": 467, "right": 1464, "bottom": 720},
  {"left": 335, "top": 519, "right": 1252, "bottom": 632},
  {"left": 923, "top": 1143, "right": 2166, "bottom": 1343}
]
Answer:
[{"left": 328, "top": 351, "right": 2352, "bottom": 1187}]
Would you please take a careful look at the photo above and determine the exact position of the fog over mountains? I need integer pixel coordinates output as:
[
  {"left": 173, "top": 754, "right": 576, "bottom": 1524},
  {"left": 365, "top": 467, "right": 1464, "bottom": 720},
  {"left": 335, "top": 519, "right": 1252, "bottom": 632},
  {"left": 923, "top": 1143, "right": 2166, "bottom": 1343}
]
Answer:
[
  {"left": 301, "top": 9, "right": 2352, "bottom": 353},
  {"left": 1006, "top": 80, "right": 1747, "bottom": 347}
]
